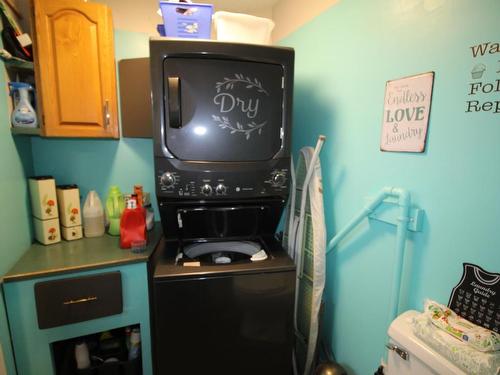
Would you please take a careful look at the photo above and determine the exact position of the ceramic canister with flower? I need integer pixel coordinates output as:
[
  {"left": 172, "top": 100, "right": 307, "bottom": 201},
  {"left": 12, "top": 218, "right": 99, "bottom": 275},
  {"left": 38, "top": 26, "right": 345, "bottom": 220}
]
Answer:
[
  {"left": 56, "top": 185, "right": 82, "bottom": 226},
  {"left": 33, "top": 217, "right": 61, "bottom": 245},
  {"left": 56, "top": 185, "right": 83, "bottom": 241},
  {"left": 29, "top": 176, "right": 59, "bottom": 220},
  {"left": 29, "top": 176, "right": 61, "bottom": 245}
]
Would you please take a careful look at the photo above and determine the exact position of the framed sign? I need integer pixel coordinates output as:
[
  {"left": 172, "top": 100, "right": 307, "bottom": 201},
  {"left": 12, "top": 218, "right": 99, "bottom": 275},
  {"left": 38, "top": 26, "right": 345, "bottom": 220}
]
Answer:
[{"left": 380, "top": 72, "right": 434, "bottom": 152}]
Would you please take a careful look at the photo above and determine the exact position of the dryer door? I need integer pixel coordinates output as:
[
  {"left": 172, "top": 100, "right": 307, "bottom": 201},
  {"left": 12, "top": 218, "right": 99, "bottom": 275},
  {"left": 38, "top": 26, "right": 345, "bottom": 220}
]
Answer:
[{"left": 162, "top": 57, "right": 284, "bottom": 162}]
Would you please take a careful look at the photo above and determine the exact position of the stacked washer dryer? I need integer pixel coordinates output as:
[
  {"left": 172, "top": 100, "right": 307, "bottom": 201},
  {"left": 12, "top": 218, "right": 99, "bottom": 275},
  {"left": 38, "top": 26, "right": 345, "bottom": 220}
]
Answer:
[{"left": 149, "top": 39, "right": 296, "bottom": 375}]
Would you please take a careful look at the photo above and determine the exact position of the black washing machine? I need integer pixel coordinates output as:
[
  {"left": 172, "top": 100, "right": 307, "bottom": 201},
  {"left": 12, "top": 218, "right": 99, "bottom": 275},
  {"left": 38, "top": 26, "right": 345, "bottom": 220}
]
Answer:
[
  {"left": 149, "top": 39, "right": 295, "bottom": 375},
  {"left": 150, "top": 205, "right": 295, "bottom": 374}
]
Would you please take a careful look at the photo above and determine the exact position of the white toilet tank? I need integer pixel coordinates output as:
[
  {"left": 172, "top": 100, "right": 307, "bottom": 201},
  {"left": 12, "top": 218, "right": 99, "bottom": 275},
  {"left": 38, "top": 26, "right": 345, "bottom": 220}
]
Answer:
[{"left": 385, "top": 310, "right": 466, "bottom": 375}]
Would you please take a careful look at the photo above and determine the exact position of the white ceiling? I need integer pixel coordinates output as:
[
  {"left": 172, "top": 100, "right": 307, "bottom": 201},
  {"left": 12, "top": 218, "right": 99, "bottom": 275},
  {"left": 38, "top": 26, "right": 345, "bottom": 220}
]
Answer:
[
  {"left": 209, "top": 0, "right": 280, "bottom": 14},
  {"left": 13, "top": 0, "right": 337, "bottom": 43}
]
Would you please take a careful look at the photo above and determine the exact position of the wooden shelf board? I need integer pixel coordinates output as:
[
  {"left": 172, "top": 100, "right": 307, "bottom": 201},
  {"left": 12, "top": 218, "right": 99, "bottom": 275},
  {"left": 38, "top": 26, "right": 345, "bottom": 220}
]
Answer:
[{"left": 1, "top": 56, "right": 34, "bottom": 71}]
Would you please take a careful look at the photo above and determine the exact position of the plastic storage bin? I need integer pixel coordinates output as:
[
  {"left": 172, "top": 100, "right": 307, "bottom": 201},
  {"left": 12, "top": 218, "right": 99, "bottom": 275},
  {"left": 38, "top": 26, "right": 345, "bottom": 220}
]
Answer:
[
  {"left": 159, "top": 2, "right": 213, "bottom": 39},
  {"left": 212, "top": 11, "right": 275, "bottom": 45},
  {"left": 156, "top": 24, "right": 166, "bottom": 36}
]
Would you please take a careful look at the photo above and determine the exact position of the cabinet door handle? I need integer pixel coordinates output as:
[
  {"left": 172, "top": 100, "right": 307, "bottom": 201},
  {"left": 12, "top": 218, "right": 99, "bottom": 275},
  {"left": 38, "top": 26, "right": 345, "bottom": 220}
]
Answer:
[
  {"left": 104, "top": 100, "right": 110, "bottom": 128},
  {"left": 63, "top": 296, "right": 98, "bottom": 305}
]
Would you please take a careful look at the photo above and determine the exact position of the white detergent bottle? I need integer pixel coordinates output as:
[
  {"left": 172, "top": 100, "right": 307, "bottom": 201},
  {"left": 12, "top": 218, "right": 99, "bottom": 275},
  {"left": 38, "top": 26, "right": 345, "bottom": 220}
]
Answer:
[
  {"left": 9, "top": 82, "right": 37, "bottom": 128},
  {"left": 83, "top": 190, "right": 105, "bottom": 237}
]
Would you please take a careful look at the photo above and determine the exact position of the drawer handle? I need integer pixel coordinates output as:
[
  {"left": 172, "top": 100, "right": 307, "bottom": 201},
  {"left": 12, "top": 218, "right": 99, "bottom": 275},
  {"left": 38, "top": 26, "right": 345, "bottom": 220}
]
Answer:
[{"left": 63, "top": 296, "right": 98, "bottom": 305}]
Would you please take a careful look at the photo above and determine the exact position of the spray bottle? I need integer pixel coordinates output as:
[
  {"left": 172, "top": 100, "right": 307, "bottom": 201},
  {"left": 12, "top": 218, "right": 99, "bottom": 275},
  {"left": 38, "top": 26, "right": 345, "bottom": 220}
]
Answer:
[{"left": 9, "top": 82, "right": 37, "bottom": 128}]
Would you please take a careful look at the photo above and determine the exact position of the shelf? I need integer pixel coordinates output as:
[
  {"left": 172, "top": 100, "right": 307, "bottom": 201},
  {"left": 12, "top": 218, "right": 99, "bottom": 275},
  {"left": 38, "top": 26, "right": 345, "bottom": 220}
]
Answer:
[
  {"left": 1, "top": 55, "right": 34, "bottom": 71},
  {"left": 10, "top": 127, "right": 40, "bottom": 136}
]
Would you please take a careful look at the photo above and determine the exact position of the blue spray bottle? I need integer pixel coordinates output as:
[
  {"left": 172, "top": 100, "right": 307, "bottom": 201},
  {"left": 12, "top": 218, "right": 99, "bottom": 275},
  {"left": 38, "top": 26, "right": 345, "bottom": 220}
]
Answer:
[{"left": 9, "top": 82, "right": 38, "bottom": 128}]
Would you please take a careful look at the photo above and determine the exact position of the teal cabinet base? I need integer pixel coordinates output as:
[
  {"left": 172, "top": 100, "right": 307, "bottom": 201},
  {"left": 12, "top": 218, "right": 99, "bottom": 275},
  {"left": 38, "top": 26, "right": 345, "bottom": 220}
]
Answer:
[{"left": 3, "top": 262, "right": 152, "bottom": 375}]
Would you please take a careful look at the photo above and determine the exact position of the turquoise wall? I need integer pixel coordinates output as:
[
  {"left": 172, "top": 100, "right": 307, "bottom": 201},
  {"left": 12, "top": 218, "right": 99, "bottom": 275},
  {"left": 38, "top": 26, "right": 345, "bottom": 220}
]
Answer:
[
  {"left": 0, "top": 59, "right": 34, "bottom": 375},
  {"left": 0, "top": 63, "right": 34, "bottom": 273},
  {"left": 283, "top": 0, "right": 500, "bottom": 373},
  {"left": 30, "top": 30, "right": 159, "bottom": 218}
]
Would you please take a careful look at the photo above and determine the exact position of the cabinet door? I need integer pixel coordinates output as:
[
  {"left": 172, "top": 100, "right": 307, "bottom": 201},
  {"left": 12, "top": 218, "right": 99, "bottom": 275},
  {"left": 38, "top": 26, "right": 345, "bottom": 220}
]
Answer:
[{"left": 34, "top": 0, "right": 119, "bottom": 138}]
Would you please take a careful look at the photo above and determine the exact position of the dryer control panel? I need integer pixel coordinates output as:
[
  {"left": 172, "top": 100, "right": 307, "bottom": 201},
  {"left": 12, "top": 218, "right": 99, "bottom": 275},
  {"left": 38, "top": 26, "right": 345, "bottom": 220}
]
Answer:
[{"left": 155, "top": 158, "right": 290, "bottom": 200}]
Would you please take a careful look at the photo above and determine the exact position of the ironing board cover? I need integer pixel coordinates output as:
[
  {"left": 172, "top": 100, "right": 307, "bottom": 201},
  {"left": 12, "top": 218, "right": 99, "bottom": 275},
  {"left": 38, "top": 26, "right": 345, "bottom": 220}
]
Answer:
[{"left": 283, "top": 147, "right": 326, "bottom": 375}]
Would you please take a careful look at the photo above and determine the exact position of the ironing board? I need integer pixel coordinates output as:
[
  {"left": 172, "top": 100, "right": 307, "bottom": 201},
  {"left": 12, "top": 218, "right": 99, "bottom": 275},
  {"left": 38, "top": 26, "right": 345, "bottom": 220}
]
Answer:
[{"left": 283, "top": 146, "right": 326, "bottom": 375}]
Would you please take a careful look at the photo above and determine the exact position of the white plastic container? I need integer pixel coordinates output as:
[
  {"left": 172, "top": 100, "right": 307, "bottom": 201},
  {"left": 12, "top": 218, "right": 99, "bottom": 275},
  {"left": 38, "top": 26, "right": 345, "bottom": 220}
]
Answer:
[
  {"left": 83, "top": 190, "right": 105, "bottom": 237},
  {"left": 128, "top": 328, "right": 141, "bottom": 360},
  {"left": 74, "top": 342, "right": 90, "bottom": 369},
  {"left": 212, "top": 11, "right": 275, "bottom": 45}
]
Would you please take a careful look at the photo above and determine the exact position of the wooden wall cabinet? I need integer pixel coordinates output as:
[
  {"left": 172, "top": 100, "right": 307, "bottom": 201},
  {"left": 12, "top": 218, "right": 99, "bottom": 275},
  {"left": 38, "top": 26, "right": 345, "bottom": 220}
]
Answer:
[{"left": 32, "top": 0, "right": 119, "bottom": 138}]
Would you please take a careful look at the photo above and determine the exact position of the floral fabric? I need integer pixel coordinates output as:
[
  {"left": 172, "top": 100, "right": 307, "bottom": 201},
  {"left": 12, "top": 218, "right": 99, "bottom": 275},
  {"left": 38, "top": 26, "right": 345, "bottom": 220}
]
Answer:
[
  {"left": 424, "top": 299, "right": 500, "bottom": 352},
  {"left": 412, "top": 303, "right": 500, "bottom": 375}
]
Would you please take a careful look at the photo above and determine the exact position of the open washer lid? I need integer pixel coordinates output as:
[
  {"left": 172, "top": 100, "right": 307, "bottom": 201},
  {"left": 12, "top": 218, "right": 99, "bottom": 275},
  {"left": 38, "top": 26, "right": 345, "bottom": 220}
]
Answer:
[{"left": 176, "top": 203, "right": 280, "bottom": 240}]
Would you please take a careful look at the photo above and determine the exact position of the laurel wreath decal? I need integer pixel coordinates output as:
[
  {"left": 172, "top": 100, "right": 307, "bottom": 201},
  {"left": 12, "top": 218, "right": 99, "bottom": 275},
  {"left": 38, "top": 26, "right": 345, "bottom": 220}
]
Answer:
[
  {"left": 215, "top": 74, "right": 269, "bottom": 96},
  {"left": 212, "top": 73, "right": 269, "bottom": 140},
  {"left": 212, "top": 115, "right": 266, "bottom": 140}
]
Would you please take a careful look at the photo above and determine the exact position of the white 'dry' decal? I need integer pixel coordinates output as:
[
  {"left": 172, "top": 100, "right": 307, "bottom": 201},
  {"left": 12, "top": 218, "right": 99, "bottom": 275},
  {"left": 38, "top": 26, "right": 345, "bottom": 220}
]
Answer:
[{"left": 213, "top": 74, "right": 268, "bottom": 140}]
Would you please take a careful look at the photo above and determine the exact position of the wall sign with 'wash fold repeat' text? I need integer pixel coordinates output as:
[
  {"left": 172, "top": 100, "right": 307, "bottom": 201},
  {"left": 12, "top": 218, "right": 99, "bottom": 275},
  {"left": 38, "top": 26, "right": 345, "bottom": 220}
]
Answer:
[
  {"left": 466, "top": 41, "right": 500, "bottom": 115},
  {"left": 380, "top": 72, "right": 434, "bottom": 153}
]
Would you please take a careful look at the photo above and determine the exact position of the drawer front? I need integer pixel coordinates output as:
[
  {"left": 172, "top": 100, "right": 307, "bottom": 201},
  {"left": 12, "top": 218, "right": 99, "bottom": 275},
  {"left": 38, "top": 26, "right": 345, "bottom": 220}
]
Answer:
[{"left": 34, "top": 272, "right": 122, "bottom": 329}]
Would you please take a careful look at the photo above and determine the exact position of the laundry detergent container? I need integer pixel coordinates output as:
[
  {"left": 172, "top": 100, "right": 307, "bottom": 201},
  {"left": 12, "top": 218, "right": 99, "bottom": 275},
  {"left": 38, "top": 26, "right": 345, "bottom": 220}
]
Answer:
[{"left": 385, "top": 310, "right": 466, "bottom": 375}]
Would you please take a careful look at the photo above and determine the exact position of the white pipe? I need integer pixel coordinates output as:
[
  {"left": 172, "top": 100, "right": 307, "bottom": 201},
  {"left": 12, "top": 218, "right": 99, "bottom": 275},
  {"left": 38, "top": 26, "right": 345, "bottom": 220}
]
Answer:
[
  {"left": 326, "top": 187, "right": 391, "bottom": 253},
  {"left": 388, "top": 188, "right": 410, "bottom": 320},
  {"left": 326, "top": 187, "right": 412, "bottom": 324}
]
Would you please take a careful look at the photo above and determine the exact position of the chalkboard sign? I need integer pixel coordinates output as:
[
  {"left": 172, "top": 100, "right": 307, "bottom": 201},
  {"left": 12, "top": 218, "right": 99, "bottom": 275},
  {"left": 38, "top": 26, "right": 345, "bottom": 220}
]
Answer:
[{"left": 448, "top": 263, "right": 499, "bottom": 333}]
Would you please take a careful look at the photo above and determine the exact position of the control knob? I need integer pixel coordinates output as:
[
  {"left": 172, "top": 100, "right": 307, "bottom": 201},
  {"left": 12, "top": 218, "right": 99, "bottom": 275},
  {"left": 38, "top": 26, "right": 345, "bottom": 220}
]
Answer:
[
  {"left": 160, "top": 172, "right": 176, "bottom": 188},
  {"left": 215, "top": 184, "right": 227, "bottom": 195},
  {"left": 201, "top": 184, "right": 213, "bottom": 196},
  {"left": 271, "top": 172, "right": 286, "bottom": 187}
]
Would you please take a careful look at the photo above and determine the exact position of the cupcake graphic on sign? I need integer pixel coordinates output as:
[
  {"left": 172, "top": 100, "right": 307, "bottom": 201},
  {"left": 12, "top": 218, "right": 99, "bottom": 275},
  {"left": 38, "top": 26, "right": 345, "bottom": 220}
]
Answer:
[{"left": 471, "top": 63, "right": 486, "bottom": 79}]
